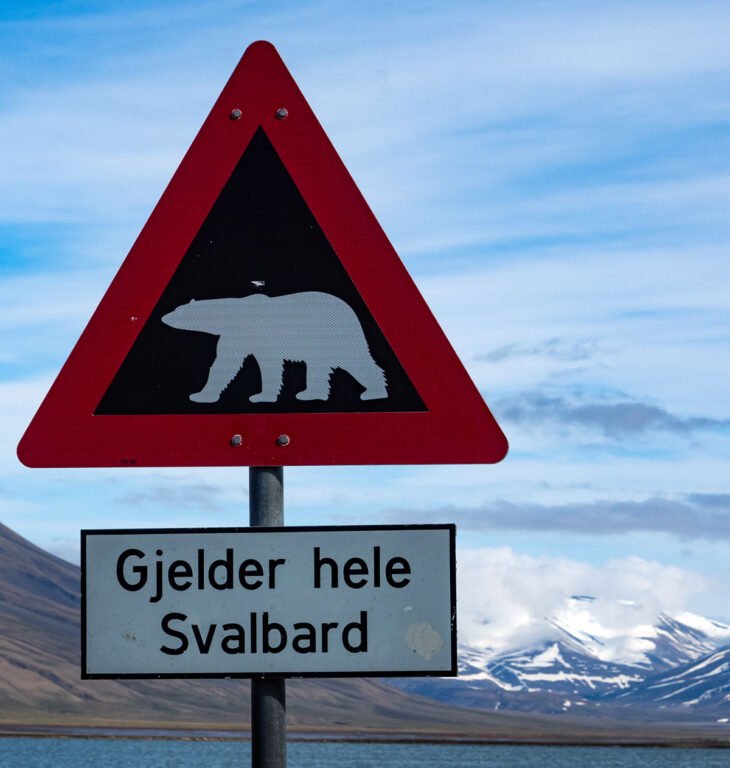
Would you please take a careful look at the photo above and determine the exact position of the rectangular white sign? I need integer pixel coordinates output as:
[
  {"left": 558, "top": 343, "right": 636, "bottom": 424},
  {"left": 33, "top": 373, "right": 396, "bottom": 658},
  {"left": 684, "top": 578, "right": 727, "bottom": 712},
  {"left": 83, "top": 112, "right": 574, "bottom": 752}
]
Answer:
[{"left": 82, "top": 525, "right": 455, "bottom": 678}]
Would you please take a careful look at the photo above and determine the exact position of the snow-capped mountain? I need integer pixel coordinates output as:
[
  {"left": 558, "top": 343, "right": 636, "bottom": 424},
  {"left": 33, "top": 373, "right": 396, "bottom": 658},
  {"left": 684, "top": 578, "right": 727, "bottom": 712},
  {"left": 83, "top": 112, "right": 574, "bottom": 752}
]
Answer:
[
  {"left": 544, "top": 596, "right": 728, "bottom": 671},
  {"left": 388, "top": 596, "right": 730, "bottom": 717},
  {"left": 478, "top": 640, "right": 642, "bottom": 697},
  {"left": 607, "top": 647, "right": 730, "bottom": 712},
  {"left": 645, "top": 613, "right": 726, "bottom": 672}
]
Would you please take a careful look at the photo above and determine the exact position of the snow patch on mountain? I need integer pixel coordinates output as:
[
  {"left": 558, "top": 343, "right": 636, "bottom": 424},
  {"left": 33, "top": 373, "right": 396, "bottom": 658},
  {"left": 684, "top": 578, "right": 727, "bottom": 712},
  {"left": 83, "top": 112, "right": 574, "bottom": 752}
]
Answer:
[
  {"left": 673, "top": 612, "right": 730, "bottom": 642},
  {"left": 531, "top": 643, "right": 570, "bottom": 668}
]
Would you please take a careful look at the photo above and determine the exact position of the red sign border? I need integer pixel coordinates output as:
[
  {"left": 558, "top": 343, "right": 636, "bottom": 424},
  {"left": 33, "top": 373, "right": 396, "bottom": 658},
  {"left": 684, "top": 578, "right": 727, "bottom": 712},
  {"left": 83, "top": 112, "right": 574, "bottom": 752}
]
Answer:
[{"left": 18, "top": 41, "right": 508, "bottom": 467}]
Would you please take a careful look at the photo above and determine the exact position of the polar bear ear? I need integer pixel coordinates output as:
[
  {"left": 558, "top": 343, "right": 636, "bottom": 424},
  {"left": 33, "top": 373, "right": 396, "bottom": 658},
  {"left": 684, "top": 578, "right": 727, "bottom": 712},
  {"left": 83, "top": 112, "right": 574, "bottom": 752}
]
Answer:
[{"left": 190, "top": 299, "right": 196, "bottom": 303}]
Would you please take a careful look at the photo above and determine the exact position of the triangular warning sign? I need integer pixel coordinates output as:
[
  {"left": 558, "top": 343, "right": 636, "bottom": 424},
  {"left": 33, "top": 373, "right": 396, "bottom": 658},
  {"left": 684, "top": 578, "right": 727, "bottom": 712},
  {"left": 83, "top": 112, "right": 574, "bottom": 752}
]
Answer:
[{"left": 18, "top": 41, "right": 507, "bottom": 468}]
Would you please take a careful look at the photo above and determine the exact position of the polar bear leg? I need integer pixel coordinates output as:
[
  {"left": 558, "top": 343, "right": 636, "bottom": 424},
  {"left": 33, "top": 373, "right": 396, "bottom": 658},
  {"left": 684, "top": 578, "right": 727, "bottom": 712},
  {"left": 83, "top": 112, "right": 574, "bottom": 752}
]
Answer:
[
  {"left": 250, "top": 357, "right": 284, "bottom": 403},
  {"left": 360, "top": 379, "right": 388, "bottom": 400},
  {"left": 296, "top": 365, "right": 332, "bottom": 401},
  {"left": 346, "top": 356, "right": 388, "bottom": 400},
  {"left": 190, "top": 338, "right": 244, "bottom": 403}
]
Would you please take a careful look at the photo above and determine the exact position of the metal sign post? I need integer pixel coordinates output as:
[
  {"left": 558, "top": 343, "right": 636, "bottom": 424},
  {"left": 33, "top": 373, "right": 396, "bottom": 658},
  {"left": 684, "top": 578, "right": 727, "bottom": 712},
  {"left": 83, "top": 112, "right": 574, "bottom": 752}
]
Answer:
[{"left": 249, "top": 466, "right": 286, "bottom": 768}]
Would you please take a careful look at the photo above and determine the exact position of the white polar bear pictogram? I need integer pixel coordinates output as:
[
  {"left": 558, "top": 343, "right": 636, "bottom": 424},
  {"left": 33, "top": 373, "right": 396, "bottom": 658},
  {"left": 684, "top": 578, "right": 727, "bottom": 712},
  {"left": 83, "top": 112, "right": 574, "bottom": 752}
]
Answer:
[{"left": 161, "top": 291, "right": 388, "bottom": 404}]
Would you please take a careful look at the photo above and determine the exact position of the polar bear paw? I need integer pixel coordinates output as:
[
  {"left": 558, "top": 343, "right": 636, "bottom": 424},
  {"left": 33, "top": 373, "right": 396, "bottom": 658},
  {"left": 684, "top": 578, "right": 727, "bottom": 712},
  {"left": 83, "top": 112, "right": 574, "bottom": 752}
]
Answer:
[{"left": 190, "top": 391, "right": 221, "bottom": 403}]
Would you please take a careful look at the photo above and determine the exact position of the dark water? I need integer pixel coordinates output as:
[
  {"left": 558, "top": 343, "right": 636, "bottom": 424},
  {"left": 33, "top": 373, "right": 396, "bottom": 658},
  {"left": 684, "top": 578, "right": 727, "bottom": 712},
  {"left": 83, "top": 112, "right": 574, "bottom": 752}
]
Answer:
[{"left": 0, "top": 739, "right": 728, "bottom": 768}]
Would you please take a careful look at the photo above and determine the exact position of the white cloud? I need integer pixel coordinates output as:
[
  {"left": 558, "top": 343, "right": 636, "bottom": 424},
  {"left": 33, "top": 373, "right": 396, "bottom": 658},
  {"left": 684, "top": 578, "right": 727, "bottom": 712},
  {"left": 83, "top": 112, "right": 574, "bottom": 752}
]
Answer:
[
  {"left": 4, "top": 1, "right": 730, "bottom": 234},
  {"left": 457, "top": 547, "right": 710, "bottom": 655}
]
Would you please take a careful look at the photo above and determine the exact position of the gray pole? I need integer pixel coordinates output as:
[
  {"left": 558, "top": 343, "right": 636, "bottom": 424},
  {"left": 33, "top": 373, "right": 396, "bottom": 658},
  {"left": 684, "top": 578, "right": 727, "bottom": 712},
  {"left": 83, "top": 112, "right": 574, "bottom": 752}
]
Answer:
[{"left": 249, "top": 466, "right": 286, "bottom": 768}]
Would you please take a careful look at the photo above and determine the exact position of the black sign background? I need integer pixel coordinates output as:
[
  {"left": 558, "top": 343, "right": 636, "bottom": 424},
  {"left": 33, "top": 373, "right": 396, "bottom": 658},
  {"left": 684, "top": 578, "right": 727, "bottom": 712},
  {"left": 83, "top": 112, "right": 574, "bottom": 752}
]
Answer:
[{"left": 96, "top": 129, "right": 426, "bottom": 415}]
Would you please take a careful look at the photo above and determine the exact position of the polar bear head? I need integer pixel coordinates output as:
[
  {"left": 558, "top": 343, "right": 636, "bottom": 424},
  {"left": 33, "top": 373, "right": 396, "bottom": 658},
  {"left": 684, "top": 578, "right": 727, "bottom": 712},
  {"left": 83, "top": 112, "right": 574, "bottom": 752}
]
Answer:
[
  {"left": 162, "top": 298, "right": 237, "bottom": 335},
  {"left": 161, "top": 297, "right": 250, "bottom": 336},
  {"left": 161, "top": 299, "right": 209, "bottom": 331}
]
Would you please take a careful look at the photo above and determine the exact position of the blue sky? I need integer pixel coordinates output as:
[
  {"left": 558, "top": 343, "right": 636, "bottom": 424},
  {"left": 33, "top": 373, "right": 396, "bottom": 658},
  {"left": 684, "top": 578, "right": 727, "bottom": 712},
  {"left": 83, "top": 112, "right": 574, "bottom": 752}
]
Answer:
[{"left": 2, "top": 0, "right": 730, "bottom": 648}]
